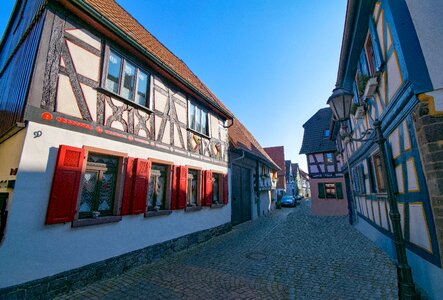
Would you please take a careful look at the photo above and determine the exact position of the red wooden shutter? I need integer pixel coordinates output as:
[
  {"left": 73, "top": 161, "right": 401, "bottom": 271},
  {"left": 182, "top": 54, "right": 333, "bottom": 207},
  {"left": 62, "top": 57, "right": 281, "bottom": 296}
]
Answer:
[
  {"left": 177, "top": 166, "right": 188, "bottom": 209},
  {"left": 46, "top": 145, "right": 84, "bottom": 224},
  {"left": 121, "top": 157, "right": 135, "bottom": 215},
  {"left": 131, "top": 158, "right": 150, "bottom": 214},
  {"left": 203, "top": 170, "right": 213, "bottom": 206},
  {"left": 171, "top": 166, "right": 179, "bottom": 210},
  {"left": 223, "top": 173, "right": 229, "bottom": 204}
]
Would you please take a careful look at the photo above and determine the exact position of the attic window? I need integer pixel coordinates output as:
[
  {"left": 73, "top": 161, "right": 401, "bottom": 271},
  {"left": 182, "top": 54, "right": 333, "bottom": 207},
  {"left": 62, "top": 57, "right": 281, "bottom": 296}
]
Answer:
[{"left": 324, "top": 129, "right": 330, "bottom": 138}]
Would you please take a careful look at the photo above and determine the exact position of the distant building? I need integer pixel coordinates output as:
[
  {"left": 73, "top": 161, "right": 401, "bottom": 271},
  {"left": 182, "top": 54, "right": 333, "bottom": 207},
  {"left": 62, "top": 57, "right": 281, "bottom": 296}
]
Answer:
[
  {"left": 228, "top": 119, "right": 280, "bottom": 225},
  {"left": 330, "top": 1, "right": 443, "bottom": 297},
  {"left": 264, "top": 146, "right": 286, "bottom": 197},
  {"left": 300, "top": 108, "right": 348, "bottom": 216},
  {"left": 285, "top": 160, "right": 296, "bottom": 196},
  {"left": 292, "top": 163, "right": 310, "bottom": 198}
]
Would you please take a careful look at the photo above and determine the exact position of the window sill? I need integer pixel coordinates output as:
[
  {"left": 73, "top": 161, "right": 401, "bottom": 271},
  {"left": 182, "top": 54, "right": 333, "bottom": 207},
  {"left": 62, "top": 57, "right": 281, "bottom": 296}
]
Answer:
[
  {"left": 96, "top": 87, "right": 154, "bottom": 114},
  {"left": 144, "top": 210, "right": 172, "bottom": 217},
  {"left": 185, "top": 206, "right": 202, "bottom": 212},
  {"left": 187, "top": 128, "right": 210, "bottom": 139},
  {"left": 210, "top": 203, "right": 224, "bottom": 209},
  {"left": 72, "top": 216, "right": 122, "bottom": 228}
]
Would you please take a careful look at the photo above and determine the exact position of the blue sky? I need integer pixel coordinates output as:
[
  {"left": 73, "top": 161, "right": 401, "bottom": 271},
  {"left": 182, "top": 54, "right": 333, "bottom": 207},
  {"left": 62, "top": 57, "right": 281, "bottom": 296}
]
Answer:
[{"left": 0, "top": 0, "right": 347, "bottom": 171}]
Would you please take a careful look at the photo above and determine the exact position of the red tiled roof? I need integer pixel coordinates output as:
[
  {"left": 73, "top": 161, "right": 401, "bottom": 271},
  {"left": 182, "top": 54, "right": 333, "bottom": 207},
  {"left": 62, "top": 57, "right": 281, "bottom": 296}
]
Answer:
[
  {"left": 76, "top": 0, "right": 231, "bottom": 117},
  {"left": 229, "top": 119, "right": 280, "bottom": 170}
]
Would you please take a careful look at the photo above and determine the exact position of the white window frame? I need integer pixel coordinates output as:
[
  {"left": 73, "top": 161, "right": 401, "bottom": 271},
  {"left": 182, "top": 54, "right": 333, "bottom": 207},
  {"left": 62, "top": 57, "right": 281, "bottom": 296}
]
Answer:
[
  {"left": 188, "top": 99, "right": 210, "bottom": 137},
  {"left": 104, "top": 47, "right": 153, "bottom": 110}
]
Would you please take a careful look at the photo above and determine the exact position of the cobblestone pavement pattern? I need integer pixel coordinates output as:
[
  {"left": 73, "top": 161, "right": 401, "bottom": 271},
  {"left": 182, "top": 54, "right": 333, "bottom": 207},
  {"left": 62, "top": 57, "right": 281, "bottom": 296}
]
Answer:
[{"left": 56, "top": 200, "right": 398, "bottom": 299}]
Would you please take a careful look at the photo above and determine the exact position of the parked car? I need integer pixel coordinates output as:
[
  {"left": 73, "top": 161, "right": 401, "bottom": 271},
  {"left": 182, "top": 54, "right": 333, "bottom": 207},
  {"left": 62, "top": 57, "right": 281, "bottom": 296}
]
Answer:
[
  {"left": 281, "top": 195, "right": 296, "bottom": 207},
  {"left": 295, "top": 195, "right": 302, "bottom": 202}
]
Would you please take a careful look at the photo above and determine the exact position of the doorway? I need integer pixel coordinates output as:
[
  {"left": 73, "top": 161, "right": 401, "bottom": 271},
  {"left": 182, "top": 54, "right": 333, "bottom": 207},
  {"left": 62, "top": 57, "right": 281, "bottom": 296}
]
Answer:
[{"left": 231, "top": 165, "right": 252, "bottom": 225}]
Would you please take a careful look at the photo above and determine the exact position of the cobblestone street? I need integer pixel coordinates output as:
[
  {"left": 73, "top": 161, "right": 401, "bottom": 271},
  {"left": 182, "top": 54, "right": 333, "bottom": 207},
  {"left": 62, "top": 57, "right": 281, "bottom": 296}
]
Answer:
[{"left": 56, "top": 201, "right": 398, "bottom": 300}]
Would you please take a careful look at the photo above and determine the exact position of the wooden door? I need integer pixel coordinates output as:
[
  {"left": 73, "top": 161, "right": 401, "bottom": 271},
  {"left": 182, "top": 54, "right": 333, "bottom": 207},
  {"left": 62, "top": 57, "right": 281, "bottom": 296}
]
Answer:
[{"left": 231, "top": 165, "right": 252, "bottom": 225}]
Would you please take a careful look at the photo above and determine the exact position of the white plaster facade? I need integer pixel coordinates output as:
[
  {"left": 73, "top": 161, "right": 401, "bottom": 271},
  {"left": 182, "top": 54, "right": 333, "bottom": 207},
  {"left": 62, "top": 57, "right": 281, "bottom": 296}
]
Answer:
[{"left": 0, "top": 122, "right": 230, "bottom": 288}]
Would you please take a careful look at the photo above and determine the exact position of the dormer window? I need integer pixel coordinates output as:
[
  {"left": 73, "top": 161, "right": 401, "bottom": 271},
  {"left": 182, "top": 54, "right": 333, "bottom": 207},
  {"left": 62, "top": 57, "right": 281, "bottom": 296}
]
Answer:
[
  {"left": 188, "top": 101, "right": 209, "bottom": 136},
  {"left": 105, "top": 49, "right": 151, "bottom": 107},
  {"left": 324, "top": 129, "right": 330, "bottom": 138}
]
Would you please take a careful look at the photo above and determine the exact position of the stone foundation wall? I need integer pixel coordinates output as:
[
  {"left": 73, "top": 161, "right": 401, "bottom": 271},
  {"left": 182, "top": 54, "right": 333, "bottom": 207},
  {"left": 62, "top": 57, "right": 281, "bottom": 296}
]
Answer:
[
  {"left": 412, "top": 99, "right": 443, "bottom": 267},
  {"left": 0, "top": 223, "right": 231, "bottom": 299}
]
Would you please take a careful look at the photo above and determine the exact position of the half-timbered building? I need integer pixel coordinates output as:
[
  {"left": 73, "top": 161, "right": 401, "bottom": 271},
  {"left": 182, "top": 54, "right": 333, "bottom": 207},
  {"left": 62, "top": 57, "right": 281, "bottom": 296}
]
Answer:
[
  {"left": 332, "top": 0, "right": 443, "bottom": 297},
  {"left": 0, "top": 0, "right": 234, "bottom": 296},
  {"left": 300, "top": 108, "right": 348, "bottom": 216}
]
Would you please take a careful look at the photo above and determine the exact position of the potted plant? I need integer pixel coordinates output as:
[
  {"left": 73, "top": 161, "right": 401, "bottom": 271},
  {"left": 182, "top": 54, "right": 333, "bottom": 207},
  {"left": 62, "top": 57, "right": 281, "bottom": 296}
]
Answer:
[{"left": 357, "top": 74, "right": 370, "bottom": 97}]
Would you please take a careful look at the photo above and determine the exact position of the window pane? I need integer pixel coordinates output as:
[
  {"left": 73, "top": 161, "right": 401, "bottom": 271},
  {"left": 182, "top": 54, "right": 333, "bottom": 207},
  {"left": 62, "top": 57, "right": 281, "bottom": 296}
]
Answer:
[
  {"left": 121, "top": 61, "right": 136, "bottom": 100},
  {"left": 201, "top": 111, "right": 207, "bottom": 135},
  {"left": 106, "top": 51, "right": 122, "bottom": 94},
  {"left": 187, "top": 170, "right": 198, "bottom": 206},
  {"left": 148, "top": 164, "right": 167, "bottom": 210},
  {"left": 324, "top": 129, "right": 330, "bottom": 137},
  {"left": 136, "top": 70, "right": 148, "bottom": 106},
  {"left": 97, "top": 171, "right": 116, "bottom": 214},
  {"left": 190, "top": 103, "right": 196, "bottom": 130},
  {"left": 326, "top": 153, "right": 334, "bottom": 164},
  {"left": 325, "top": 183, "right": 337, "bottom": 198},
  {"left": 80, "top": 154, "right": 118, "bottom": 219},
  {"left": 79, "top": 171, "right": 98, "bottom": 217},
  {"left": 195, "top": 108, "right": 201, "bottom": 132},
  {"left": 212, "top": 174, "right": 219, "bottom": 204}
]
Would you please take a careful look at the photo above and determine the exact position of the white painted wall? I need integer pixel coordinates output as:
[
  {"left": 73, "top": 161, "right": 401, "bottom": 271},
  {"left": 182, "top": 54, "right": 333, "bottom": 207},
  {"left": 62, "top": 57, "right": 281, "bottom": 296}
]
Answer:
[
  {"left": 0, "top": 129, "right": 26, "bottom": 209},
  {"left": 406, "top": 0, "right": 443, "bottom": 90},
  {"left": 0, "top": 122, "right": 230, "bottom": 288}
]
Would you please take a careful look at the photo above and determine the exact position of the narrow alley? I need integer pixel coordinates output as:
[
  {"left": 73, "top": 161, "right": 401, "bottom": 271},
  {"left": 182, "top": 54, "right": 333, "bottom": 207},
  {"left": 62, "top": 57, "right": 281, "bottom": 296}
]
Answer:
[{"left": 56, "top": 201, "right": 398, "bottom": 300}]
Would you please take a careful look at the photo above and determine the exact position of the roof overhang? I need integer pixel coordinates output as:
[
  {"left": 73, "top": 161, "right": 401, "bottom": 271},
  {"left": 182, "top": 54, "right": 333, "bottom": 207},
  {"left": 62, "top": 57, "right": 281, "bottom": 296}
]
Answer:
[
  {"left": 229, "top": 146, "right": 281, "bottom": 171},
  {"left": 335, "top": 0, "right": 376, "bottom": 90}
]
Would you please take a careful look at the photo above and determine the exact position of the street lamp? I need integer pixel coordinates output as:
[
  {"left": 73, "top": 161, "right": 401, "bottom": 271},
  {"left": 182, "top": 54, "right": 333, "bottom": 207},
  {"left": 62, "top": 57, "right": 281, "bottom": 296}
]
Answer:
[{"left": 327, "top": 87, "right": 418, "bottom": 299}]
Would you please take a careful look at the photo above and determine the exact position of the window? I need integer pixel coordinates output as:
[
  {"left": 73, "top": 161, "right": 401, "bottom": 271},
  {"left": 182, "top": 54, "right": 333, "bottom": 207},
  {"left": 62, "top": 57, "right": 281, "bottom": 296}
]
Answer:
[
  {"left": 318, "top": 182, "right": 343, "bottom": 199},
  {"left": 212, "top": 173, "right": 221, "bottom": 204},
  {"left": 79, "top": 154, "right": 119, "bottom": 219},
  {"left": 325, "top": 153, "right": 334, "bottom": 164},
  {"left": 325, "top": 183, "right": 336, "bottom": 198},
  {"left": 45, "top": 145, "right": 126, "bottom": 226},
  {"left": 373, "top": 152, "right": 386, "bottom": 192},
  {"left": 188, "top": 101, "right": 209, "bottom": 136},
  {"left": 0, "top": 193, "right": 8, "bottom": 243},
  {"left": 187, "top": 169, "right": 200, "bottom": 207},
  {"left": 324, "top": 129, "right": 330, "bottom": 138},
  {"left": 105, "top": 50, "right": 151, "bottom": 107},
  {"left": 365, "top": 35, "right": 376, "bottom": 75},
  {"left": 147, "top": 164, "right": 169, "bottom": 211}
]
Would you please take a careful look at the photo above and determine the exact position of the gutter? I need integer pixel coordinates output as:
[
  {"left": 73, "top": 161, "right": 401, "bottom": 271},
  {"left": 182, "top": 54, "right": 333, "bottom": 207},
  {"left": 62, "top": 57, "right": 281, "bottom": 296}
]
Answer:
[
  {"left": 229, "top": 150, "right": 245, "bottom": 168},
  {"left": 67, "top": 0, "right": 234, "bottom": 120}
]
